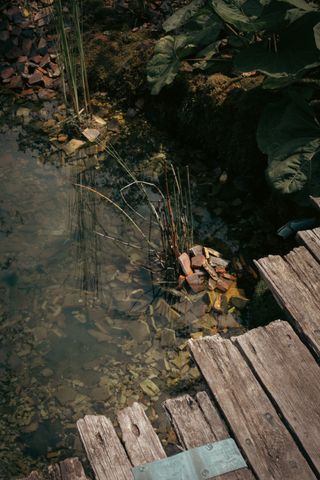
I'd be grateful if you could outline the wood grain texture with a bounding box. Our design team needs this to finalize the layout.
[117,402,166,466]
[164,392,255,480]
[77,415,133,480]
[284,247,320,297]
[310,196,320,211]
[255,253,320,357]
[235,321,320,474]
[297,228,320,263]
[48,458,88,480]
[164,392,228,448]
[189,335,316,480]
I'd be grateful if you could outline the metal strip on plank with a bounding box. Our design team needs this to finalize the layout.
[133,438,247,480]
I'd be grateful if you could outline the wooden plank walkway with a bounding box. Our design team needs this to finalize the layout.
[255,246,320,357]
[189,324,318,480]
[21,320,320,480]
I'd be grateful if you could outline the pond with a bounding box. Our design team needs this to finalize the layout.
[0,114,247,478]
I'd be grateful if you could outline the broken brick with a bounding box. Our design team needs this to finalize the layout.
[178,252,193,276]
[191,255,206,269]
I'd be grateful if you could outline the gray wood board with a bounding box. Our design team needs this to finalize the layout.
[297,228,320,263]
[255,250,320,358]
[77,415,133,480]
[164,392,255,480]
[189,335,317,480]
[235,320,320,474]
[117,402,166,466]
[48,458,88,480]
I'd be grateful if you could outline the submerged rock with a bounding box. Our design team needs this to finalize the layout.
[160,328,176,348]
[140,378,160,397]
[55,386,77,405]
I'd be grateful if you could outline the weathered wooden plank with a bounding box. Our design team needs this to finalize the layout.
[19,473,42,480]
[189,335,317,480]
[164,392,255,480]
[297,228,320,263]
[310,196,320,211]
[117,402,166,466]
[235,321,320,474]
[284,247,320,297]
[48,458,88,480]
[255,254,320,357]
[77,415,133,480]
[164,392,228,447]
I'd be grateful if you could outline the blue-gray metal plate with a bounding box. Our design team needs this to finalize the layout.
[133,438,247,480]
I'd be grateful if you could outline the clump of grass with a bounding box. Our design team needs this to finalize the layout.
[54,0,91,119]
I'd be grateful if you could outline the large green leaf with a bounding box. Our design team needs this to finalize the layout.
[211,0,292,32]
[258,96,320,199]
[267,140,320,194]
[314,22,320,49]
[147,20,222,94]
[163,0,206,32]
[184,6,222,30]
[235,12,320,77]
[147,36,184,95]
[279,0,317,10]
[257,95,320,157]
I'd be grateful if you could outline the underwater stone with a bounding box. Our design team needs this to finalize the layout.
[140,378,160,397]
[217,313,240,329]
[90,385,111,402]
[126,319,150,343]
[230,296,249,310]
[160,328,176,348]
[55,386,77,405]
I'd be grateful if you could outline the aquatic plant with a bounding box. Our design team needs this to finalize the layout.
[76,146,194,277]
[54,0,91,118]
[147,0,320,204]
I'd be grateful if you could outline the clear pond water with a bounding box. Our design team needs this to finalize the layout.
[1,122,243,478]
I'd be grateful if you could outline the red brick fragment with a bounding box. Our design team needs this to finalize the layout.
[191,255,206,269]
[189,245,203,257]
[208,278,217,291]
[186,273,206,293]
[215,266,226,274]
[38,88,56,100]
[216,278,231,293]
[1,67,15,80]
[28,70,43,84]
[178,275,185,289]
[222,272,237,281]
[9,75,23,88]
[178,253,193,276]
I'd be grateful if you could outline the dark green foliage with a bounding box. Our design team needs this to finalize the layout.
[147,0,320,203]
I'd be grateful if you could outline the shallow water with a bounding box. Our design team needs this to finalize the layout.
[0,113,247,478]
[0,128,161,476]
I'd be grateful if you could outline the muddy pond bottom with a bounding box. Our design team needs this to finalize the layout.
[0,126,245,478]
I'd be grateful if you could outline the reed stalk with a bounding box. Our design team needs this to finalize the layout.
[54,0,90,118]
